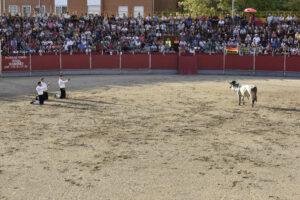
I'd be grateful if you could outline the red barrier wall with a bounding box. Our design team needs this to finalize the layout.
[122,54,149,69]
[151,54,178,70]
[3,53,300,75]
[178,55,198,74]
[92,54,120,69]
[226,55,253,70]
[31,54,60,71]
[62,54,90,70]
[197,54,223,70]
[2,55,30,72]
[286,56,300,72]
[255,55,283,71]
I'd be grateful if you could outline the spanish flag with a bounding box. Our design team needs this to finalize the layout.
[226,47,239,54]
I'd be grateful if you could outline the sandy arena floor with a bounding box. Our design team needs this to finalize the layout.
[0,75,300,200]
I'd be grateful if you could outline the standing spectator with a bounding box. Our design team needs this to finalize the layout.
[267,14,273,24]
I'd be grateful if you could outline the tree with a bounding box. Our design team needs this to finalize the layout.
[178,0,300,14]
[285,0,300,11]
[178,0,221,14]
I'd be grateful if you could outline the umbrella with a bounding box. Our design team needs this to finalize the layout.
[244,8,257,13]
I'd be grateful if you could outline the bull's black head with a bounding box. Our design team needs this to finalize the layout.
[229,80,239,89]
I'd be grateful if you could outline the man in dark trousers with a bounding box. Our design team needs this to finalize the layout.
[31,82,44,105]
[41,77,51,100]
[58,75,71,99]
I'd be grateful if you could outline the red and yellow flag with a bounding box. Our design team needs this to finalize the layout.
[226,47,239,54]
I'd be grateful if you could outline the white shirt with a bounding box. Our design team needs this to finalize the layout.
[36,85,44,95]
[41,81,48,91]
[267,16,273,23]
[253,36,260,44]
[58,79,68,89]
[64,14,70,19]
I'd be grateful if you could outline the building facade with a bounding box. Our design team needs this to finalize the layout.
[102,0,152,17]
[0,0,55,16]
[0,0,176,16]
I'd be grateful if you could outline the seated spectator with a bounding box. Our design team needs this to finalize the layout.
[0,12,298,56]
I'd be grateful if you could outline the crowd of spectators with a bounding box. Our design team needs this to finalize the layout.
[1,12,300,55]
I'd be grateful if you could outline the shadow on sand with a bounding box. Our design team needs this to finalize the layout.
[43,98,119,111]
[263,106,300,113]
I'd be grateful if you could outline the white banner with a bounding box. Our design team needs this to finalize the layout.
[3,56,29,70]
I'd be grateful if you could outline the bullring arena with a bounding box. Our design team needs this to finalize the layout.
[0,74,299,200]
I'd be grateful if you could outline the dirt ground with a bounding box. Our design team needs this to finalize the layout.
[0,75,300,200]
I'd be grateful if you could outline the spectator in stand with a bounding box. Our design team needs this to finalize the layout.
[267,14,273,25]
[0,12,299,56]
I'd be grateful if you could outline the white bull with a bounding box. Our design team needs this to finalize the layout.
[229,81,258,107]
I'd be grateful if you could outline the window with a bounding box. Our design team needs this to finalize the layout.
[88,0,101,15]
[8,5,19,16]
[55,0,67,6]
[55,6,68,15]
[55,0,68,15]
[118,6,128,18]
[88,5,100,15]
[22,5,31,17]
[134,6,144,18]
[35,5,46,15]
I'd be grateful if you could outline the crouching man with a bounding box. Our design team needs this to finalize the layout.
[31,82,44,105]
[41,77,51,100]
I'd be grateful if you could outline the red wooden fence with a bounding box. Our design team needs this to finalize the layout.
[92,54,120,69]
[197,54,223,70]
[31,54,60,71]
[2,53,300,74]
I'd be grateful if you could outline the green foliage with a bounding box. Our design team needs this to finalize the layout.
[285,0,300,11]
[179,0,300,14]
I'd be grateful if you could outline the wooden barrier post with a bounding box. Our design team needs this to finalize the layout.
[0,41,2,77]
[284,51,287,77]
[148,52,151,73]
[59,50,62,73]
[29,54,32,77]
[223,46,226,74]
[119,52,122,74]
[89,51,92,71]
[253,49,256,75]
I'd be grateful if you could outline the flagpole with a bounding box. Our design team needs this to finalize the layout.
[232,0,234,18]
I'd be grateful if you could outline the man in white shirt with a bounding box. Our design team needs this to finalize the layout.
[267,14,273,24]
[64,39,74,52]
[41,77,51,100]
[64,12,71,21]
[253,34,261,45]
[58,75,70,99]
[31,82,44,105]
